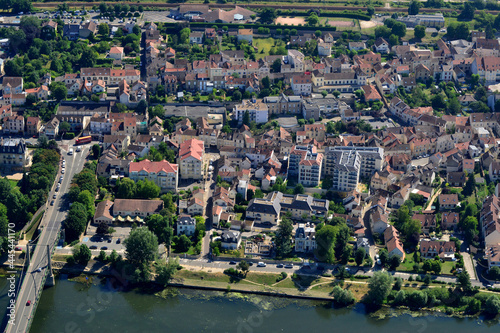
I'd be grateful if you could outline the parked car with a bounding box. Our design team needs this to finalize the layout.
[229,261,237,265]
[257,262,267,267]
[116,238,121,244]
[89,245,97,249]
[284,264,293,269]
[53,194,57,199]
[101,246,108,250]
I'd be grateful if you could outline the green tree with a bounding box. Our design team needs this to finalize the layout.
[175,234,192,252]
[260,8,277,24]
[65,202,88,241]
[485,295,500,315]
[145,214,173,246]
[92,144,101,159]
[332,285,355,306]
[98,23,110,36]
[136,179,160,199]
[457,271,472,292]
[275,216,293,258]
[155,258,179,286]
[73,244,92,265]
[367,271,393,305]
[466,298,482,314]
[408,0,421,15]
[459,3,475,20]
[463,173,476,197]
[315,225,337,264]
[52,84,67,101]
[391,22,407,38]
[294,184,304,194]
[59,121,70,134]
[238,260,250,275]
[116,178,136,199]
[77,190,95,220]
[80,47,97,68]
[407,290,428,308]
[414,25,426,40]
[271,58,281,73]
[124,227,158,267]
[242,111,250,126]
[355,247,366,266]
[306,13,319,26]
[389,255,401,270]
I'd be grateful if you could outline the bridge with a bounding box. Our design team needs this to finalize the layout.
[4,144,90,333]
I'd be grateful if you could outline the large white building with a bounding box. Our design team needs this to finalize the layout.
[295,223,316,253]
[233,98,269,124]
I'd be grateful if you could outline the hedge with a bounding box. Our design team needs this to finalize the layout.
[278,10,372,21]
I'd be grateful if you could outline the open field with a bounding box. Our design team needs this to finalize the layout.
[275,16,306,26]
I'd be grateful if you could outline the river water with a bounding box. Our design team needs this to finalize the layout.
[1,276,499,332]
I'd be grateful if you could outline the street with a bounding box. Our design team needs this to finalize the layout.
[6,142,90,333]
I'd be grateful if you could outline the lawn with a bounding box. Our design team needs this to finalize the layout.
[8,179,19,189]
[253,37,278,60]
[397,252,419,273]
[244,272,282,286]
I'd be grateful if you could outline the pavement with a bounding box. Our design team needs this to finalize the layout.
[6,142,90,333]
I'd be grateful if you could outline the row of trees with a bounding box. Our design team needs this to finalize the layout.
[115,178,161,200]
[65,161,98,242]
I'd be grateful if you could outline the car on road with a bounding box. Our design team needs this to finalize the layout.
[68,149,73,155]
[276,264,283,268]
[229,261,237,265]
[284,264,293,269]
[76,147,81,152]
[248,262,253,266]
[50,200,55,206]
[89,245,98,249]
[26,300,31,306]
[55,187,59,192]
[257,262,267,267]
[101,246,108,250]
[107,239,112,243]
[116,238,121,244]
[53,194,57,199]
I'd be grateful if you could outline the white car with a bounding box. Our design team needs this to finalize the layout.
[257,262,267,267]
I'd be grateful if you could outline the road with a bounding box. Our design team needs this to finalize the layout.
[5,143,90,333]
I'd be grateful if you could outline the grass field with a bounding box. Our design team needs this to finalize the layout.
[253,37,279,59]
[244,272,282,285]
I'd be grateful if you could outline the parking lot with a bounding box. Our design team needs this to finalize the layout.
[142,11,177,23]
[81,234,125,252]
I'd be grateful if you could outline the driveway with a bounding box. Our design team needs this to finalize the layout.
[462,251,477,280]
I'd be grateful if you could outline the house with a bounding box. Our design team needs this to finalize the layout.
[439,194,459,210]
[361,84,381,102]
[246,192,281,225]
[2,77,23,95]
[109,46,124,60]
[292,74,312,96]
[187,197,204,216]
[129,159,179,192]
[447,171,466,187]
[26,116,41,137]
[63,24,80,40]
[178,138,204,179]
[349,42,366,51]
[420,240,456,260]
[412,213,437,234]
[221,230,241,250]
[374,37,389,54]
[295,223,316,253]
[3,115,25,135]
[41,20,58,39]
[0,138,30,168]
[177,215,196,236]
[370,208,389,234]
[441,212,459,230]
[485,244,500,271]
[189,31,204,44]
[44,117,59,138]
[384,225,405,260]
[25,85,50,100]
[112,199,164,219]
[94,200,114,224]
[80,21,97,38]
[391,185,410,208]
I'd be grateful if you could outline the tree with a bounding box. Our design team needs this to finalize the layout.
[59,121,70,134]
[136,100,148,114]
[65,202,88,241]
[271,58,281,73]
[73,244,92,265]
[457,271,472,292]
[367,6,375,17]
[238,260,250,275]
[77,190,95,220]
[98,23,110,36]
[367,271,393,305]
[145,214,173,246]
[275,216,293,258]
[332,285,355,306]
[379,249,389,266]
[242,111,250,126]
[92,144,101,159]
[136,179,160,199]
[175,234,192,252]
[466,298,482,314]
[463,173,476,197]
[485,295,500,315]
[460,3,475,20]
[402,219,421,244]
[116,178,136,199]
[156,258,179,286]
[414,25,426,40]
[408,0,421,15]
[407,291,428,309]
[294,184,304,194]
[315,225,337,264]
[389,255,401,270]
[460,216,478,244]
[306,13,319,26]
[124,227,158,267]
[260,8,277,24]
[393,277,403,291]
[52,84,67,101]
[96,222,109,235]
[391,22,407,38]
[80,47,97,68]
[490,266,500,280]
[355,247,366,266]
[321,90,328,98]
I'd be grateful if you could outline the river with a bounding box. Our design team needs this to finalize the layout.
[1,275,499,332]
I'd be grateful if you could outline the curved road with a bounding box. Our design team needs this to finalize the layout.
[5,143,90,333]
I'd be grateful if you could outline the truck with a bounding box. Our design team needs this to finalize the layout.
[75,136,92,145]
